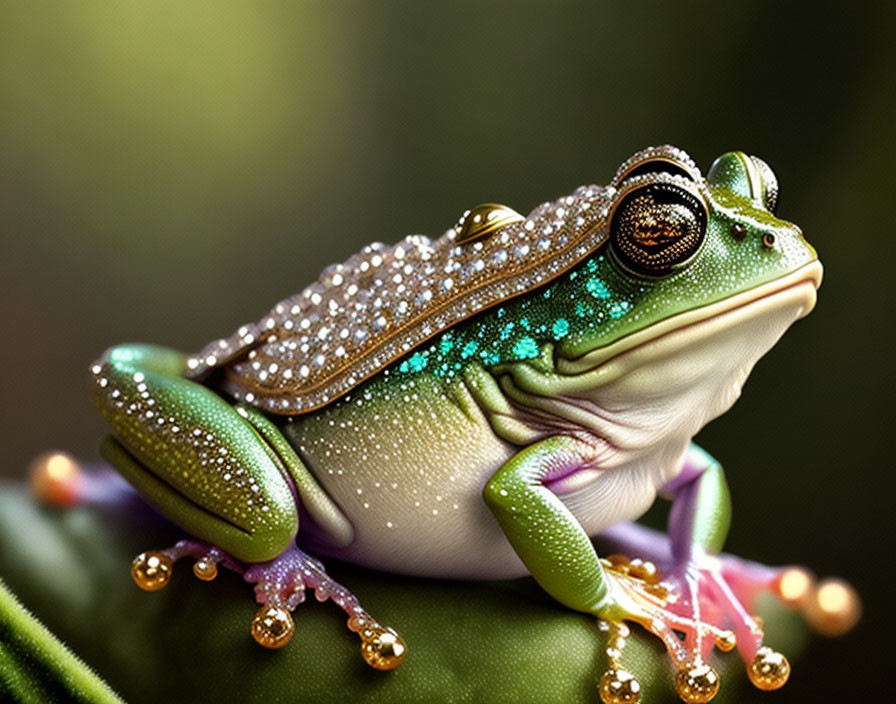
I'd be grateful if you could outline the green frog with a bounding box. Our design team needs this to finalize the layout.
[62,146,858,702]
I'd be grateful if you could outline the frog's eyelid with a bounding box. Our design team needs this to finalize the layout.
[610,171,708,210]
[618,159,695,183]
[612,145,702,188]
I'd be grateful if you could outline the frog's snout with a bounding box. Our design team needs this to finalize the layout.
[764,221,822,294]
[794,226,821,274]
[791,260,823,320]
[808,259,823,290]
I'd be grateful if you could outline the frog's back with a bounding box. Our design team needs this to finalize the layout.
[182,164,657,413]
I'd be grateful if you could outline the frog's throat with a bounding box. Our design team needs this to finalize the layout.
[555,260,822,377]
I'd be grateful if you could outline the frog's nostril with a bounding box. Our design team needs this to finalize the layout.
[762,233,776,249]
[731,223,747,240]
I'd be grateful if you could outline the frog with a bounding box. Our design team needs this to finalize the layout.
[56,145,860,702]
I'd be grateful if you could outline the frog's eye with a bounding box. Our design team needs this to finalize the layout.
[707,151,779,214]
[609,181,707,277]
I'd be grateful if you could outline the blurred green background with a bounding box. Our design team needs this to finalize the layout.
[0,1,892,701]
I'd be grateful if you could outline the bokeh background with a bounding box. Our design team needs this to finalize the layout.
[1,2,892,701]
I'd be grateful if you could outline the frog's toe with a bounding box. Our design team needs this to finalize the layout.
[595,610,722,704]
[598,667,641,703]
[243,545,406,668]
[31,452,151,516]
[664,560,794,697]
[131,550,173,591]
[747,645,791,691]
[596,622,642,704]
[359,624,407,670]
[130,539,233,592]
[29,451,85,506]
[800,577,862,636]
[250,604,295,648]
[594,558,717,703]
[673,660,721,703]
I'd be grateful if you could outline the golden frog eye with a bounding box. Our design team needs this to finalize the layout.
[609,181,707,277]
[455,203,523,245]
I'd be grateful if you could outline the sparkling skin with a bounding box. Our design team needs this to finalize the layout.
[92,146,830,696]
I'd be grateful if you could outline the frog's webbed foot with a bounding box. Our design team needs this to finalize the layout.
[593,547,861,703]
[130,541,406,670]
[600,553,774,703]
[594,555,729,704]
[243,545,406,669]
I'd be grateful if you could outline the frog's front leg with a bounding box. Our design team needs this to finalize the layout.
[484,437,767,704]
[484,436,679,703]
[90,344,404,668]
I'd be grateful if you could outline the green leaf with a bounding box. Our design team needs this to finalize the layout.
[0,482,806,703]
[0,579,123,703]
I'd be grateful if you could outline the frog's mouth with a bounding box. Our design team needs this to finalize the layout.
[555,260,823,377]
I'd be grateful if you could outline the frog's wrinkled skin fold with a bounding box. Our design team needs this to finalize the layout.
[80,146,858,702]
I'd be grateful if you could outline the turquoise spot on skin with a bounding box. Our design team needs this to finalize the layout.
[406,352,428,372]
[609,301,631,319]
[439,335,455,355]
[552,318,570,339]
[461,341,479,359]
[586,278,611,299]
[513,336,539,360]
[433,359,455,379]
[480,349,500,365]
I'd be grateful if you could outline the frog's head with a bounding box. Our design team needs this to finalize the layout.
[549,146,820,366]
[559,147,815,341]
[508,147,822,441]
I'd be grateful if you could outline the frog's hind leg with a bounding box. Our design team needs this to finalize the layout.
[91,345,402,668]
